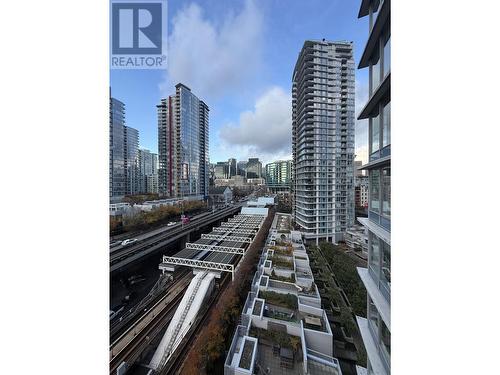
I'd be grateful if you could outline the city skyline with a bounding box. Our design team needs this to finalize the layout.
[110,0,369,165]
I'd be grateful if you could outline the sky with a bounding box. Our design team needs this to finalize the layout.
[110,0,369,165]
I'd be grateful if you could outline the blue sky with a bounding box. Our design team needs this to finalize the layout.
[110,0,369,165]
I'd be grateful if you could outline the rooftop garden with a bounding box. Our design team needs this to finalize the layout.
[268,255,294,269]
[264,305,299,323]
[249,326,301,353]
[298,282,317,296]
[238,339,255,370]
[272,245,294,256]
[259,290,298,310]
[274,239,291,247]
[252,299,263,316]
[314,242,367,317]
[259,276,268,287]
[269,270,296,283]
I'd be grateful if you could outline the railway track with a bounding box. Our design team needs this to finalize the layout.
[110,271,189,343]
[159,273,231,375]
[109,274,192,374]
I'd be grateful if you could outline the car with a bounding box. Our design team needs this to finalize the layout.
[121,238,138,246]
[167,221,176,227]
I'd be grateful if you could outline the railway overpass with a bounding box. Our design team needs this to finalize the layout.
[110,204,243,274]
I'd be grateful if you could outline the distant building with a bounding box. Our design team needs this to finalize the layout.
[215,161,229,179]
[126,127,139,195]
[109,93,140,199]
[247,177,265,186]
[246,158,262,178]
[228,158,237,178]
[146,174,159,194]
[138,149,159,194]
[157,83,209,200]
[292,40,356,244]
[208,186,233,206]
[355,175,369,208]
[237,161,247,176]
[345,224,368,256]
[265,160,292,192]
[354,160,364,177]
[209,163,216,186]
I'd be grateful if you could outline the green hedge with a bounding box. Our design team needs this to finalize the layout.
[316,242,367,317]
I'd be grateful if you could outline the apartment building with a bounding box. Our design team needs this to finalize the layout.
[109,94,140,199]
[292,40,356,244]
[138,149,158,194]
[265,160,292,193]
[157,83,209,200]
[355,1,391,374]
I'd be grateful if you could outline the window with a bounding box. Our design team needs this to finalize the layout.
[383,35,391,77]
[381,242,391,292]
[380,320,391,368]
[370,52,380,94]
[368,298,379,339]
[370,169,380,212]
[382,167,390,217]
[370,234,380,274]
[371,113,380,153]
[382,101,391,147]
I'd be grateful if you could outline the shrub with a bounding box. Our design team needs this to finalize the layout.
[259,290,298,310]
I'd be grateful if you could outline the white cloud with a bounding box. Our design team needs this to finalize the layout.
[219,86,292,164]
[162,0,263,100]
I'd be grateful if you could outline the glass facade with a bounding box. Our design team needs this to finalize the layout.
[370,51,380,95]
[125,126,139,195]
[157,84,209,199]
[370,169,380,212]
[358,1,390,373]
[382,101,391,148]
[381,241,391,293]
[383,35,391,78]
[371,113,380,153]
[109,97,139,198]
[179,88,201,196]
[265,160,292,191]
[110,97,126,198]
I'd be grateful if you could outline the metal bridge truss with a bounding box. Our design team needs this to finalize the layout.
[201,234,252,243]
[161,256,234,273]
[185,243,246,255]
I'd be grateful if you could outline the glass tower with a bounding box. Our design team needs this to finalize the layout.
[355,1,391,374]
[109,94,139,199]
[265,160,292,192]
[158,83,209,199]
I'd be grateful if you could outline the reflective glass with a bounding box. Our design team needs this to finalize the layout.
[382,167,390,217]
[370,169,380,212]
[382,102,391,147]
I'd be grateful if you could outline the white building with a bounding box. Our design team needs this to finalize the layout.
[225,214,342,375]
[292,40,356,244]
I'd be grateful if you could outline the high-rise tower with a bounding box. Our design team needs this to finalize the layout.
[292,40,356,244]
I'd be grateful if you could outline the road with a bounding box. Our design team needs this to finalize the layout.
[110,204,243,273]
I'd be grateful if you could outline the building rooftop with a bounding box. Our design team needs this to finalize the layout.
[225,213,342,375]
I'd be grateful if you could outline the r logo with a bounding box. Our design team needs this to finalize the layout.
[112,3,162,54]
